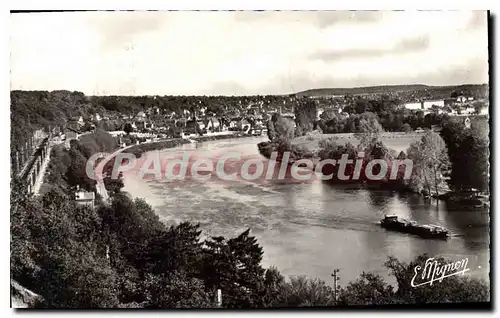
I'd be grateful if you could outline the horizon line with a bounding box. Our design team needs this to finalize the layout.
[10,82,489,97]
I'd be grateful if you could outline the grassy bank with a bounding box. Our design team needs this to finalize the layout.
[258,131,423,163]
[291,132,424,154]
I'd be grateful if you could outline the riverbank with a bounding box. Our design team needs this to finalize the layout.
[437,191,491,208]
[122,138,192,157]
[192,132,258,143]
[122,132,258,157]
[257,139,490,206]
[256,137,445,198]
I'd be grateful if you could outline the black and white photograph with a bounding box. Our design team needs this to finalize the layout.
[9,9,491,309]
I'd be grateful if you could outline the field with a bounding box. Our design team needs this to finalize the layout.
[291,132,425,154]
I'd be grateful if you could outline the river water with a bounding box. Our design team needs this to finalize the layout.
[122,136,490,286]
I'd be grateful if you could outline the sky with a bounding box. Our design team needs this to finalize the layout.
[10,11,489,96]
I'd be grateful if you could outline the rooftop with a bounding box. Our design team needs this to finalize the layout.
[75,191,95,201]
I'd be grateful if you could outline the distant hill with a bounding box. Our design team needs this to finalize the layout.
[296,84,488,97]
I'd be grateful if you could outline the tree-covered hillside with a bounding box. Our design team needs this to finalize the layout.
[296,84,489,98]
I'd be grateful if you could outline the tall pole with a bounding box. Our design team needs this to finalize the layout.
[20,147,24,169]
[106,245,110,262]
[332,269,340,303]
[15,151,19,175]
[194,109,197,135]
[216,289,222,308]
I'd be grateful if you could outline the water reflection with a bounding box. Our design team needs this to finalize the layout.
[366,190,392,213]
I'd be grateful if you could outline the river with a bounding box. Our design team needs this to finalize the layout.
[122,136,490,286]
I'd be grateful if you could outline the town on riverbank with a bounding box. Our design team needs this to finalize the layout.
[10,84,491,308]
[11,84,490,203]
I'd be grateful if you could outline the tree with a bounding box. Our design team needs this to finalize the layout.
[319,109,338,122]
[81,122,95,132]
[440,120,489,192]
[317,139,358,182]
[201,229,266,308]
[318,111,344,133]
[100,195,164,256]
[270,113,295,141]
[364,138,392,160]
[143,272,212,308]
[266,118,277,141]
[407,131,450,197]
[402,123,413,133]
[354,112,384,148]
[11,186,120,308]
[354,100,373,114]
[397,151,407,160]
[455,134,489,192]
[123,122,134,135]
[138,222,203,276]
[35,254,120,308]
[262,267,286,307]
[294,99,317,136]
[338,272,395,306]
[104,171,124,194]
[65,147,95,191]
[11,179,40,286]
[272,276,336,307]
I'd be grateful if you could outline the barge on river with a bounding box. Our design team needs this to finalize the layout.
[380,215,449,240]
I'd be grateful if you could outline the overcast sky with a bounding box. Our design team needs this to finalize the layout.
[10,11,488,96]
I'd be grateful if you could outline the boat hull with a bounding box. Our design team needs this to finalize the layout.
[380,220,449,240]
